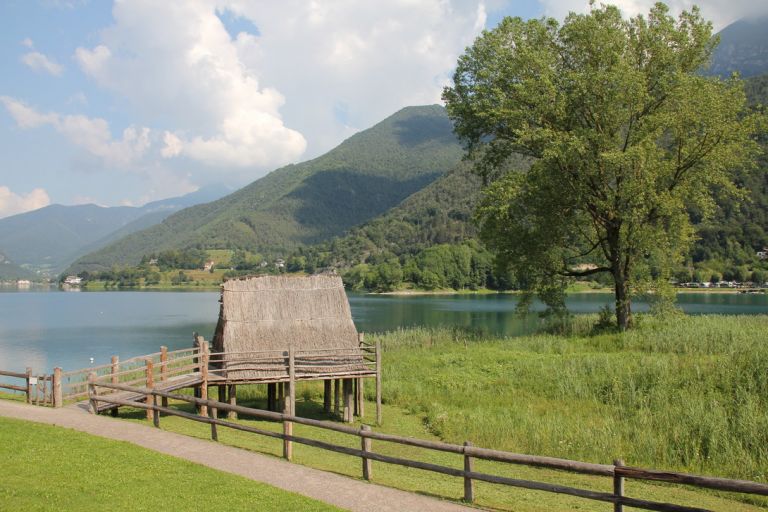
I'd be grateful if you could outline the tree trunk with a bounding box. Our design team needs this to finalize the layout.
[614,271,632,331]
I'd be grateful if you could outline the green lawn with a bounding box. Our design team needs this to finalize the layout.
[0,416,344,512]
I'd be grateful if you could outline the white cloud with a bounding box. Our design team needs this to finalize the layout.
[74,0,306,170]
[539,0,768,31]
[0,96,150,167]
[21,51,63,76]
[219,0,487,157]
[21,38,34,48]
[71,0,486,171]
[0,186,50,219]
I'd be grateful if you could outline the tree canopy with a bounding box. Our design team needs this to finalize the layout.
[443,2,763,329]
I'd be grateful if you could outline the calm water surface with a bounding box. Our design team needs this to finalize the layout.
[0,289,766,373]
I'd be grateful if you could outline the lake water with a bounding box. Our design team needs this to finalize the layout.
[0,289,766,374]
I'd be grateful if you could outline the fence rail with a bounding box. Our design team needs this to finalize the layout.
[0,368,56,405]
[88,380,768,512]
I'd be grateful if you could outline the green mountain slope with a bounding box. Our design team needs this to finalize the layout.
[293,74,768,289]
[0,186,228,278]
[709,16,768,78]
[68,105,464,273]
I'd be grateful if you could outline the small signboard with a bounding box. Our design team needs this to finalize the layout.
[28,377,38,385]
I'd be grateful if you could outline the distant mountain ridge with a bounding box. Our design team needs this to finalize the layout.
[709,15,768,77]
[67,105,464,274]
[0,185,230,277]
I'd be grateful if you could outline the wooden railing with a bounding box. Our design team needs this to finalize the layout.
[88,381,768,512]
[0,368,56,405]
[63,346,201,403]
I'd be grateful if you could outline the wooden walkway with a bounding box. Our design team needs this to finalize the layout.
[0,400,473,512]
[92,373,213,413]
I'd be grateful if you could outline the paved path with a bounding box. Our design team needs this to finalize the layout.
[0,400,474,512]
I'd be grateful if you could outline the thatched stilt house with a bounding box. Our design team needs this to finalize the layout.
[209,274,380,423]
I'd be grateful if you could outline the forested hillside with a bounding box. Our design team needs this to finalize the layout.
[280,74,768,290]
[67,105,463,274]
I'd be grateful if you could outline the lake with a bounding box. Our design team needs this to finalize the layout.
[0,289,766,374]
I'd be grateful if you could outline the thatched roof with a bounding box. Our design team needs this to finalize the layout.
[212,275,369,381]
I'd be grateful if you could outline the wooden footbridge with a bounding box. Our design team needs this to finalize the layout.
[82,335,381,425]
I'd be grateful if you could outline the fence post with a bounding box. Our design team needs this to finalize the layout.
[144,358,154,421]
[110,355,119,385]
[375,340,382,425]
[283,401,293,461]
[160,346,168,382]
[35,376,42,406]
[210,406,218,441]
[361,424,372,480]
[25,367,31,404]
[288,347,296,417]
[464,441,474,503]
[53,367,62,408]
[200,341,209,417]
[613,459,625,512]
[87,372,97,414]
[152,393,160,428]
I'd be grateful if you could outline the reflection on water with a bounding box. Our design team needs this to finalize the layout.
[0,290,765,374]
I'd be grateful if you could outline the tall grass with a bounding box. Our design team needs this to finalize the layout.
[372,315,768,482]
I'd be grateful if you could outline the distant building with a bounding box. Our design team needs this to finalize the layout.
[16,280,31,288]
[203,260,215,271]
[757,248,768,260]
[63,275,83,285]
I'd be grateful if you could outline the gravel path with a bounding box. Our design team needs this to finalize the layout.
[0,400,474,512]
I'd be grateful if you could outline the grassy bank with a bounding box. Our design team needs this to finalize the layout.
[378,316,768,483]
[0,416,342,511]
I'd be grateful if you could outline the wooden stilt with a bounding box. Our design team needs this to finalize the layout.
[268,383,276,411]
[278,382,285,412]
[358,378,365,418]
[353,378,359,417]
[218,385,226,403]
[334,379,340,417]
[343,379,354,423]
[323,380,332,413]
[227,384,237,420]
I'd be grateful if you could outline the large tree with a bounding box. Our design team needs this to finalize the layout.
[443,2,763,329]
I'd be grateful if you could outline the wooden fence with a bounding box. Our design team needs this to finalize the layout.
[0,368,55,405]
[0,346,202,408]
[88,380,768,512]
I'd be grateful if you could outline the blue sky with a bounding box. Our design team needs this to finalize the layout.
[0,0,757,218]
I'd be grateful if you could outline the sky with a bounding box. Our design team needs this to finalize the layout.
[0,0,764,219]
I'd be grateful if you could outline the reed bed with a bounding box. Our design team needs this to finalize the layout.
[374,315,768,484]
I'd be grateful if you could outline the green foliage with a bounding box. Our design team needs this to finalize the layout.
[444,4,764,328]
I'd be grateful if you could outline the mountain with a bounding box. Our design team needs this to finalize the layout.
[0,185,229,277]
[294,74,768,289]
[0,252,36,281]
[709,16,768,78]
[67,105,464,274]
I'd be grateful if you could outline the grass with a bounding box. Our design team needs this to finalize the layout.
[378,316,768,483]
[0,416,343,512]
[110,313,768,512]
